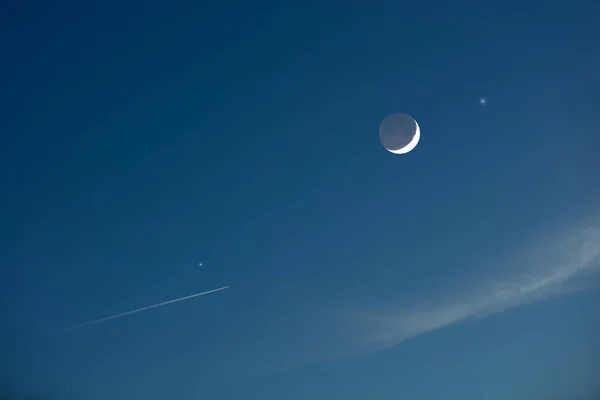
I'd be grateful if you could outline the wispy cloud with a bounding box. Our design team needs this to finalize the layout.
[349,215,600,353]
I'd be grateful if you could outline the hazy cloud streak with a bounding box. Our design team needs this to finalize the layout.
[352,217,600,353]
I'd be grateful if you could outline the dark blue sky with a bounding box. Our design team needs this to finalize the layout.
[1,1,600,399]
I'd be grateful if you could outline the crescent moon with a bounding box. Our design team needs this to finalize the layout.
[386,121,420,154]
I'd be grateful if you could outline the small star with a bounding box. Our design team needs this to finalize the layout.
[479,97,488,105]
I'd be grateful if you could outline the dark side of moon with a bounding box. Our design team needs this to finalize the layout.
[378,113,418,153]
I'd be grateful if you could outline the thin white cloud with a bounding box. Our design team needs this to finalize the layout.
[349,215,600,354]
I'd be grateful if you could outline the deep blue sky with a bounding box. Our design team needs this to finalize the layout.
[1,1,600,399]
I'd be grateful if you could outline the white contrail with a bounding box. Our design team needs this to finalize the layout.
[48,285,230,335]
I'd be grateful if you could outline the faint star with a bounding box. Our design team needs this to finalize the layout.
[479,97,488,105]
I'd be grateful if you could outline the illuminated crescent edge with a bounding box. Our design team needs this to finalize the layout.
[386,121,420,154]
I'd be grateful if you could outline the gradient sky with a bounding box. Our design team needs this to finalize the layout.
[1,1,600,399]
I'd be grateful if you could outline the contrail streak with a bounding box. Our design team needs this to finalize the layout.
[48,285,230,335]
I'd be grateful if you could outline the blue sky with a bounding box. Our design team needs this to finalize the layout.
[1,1,600,399]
